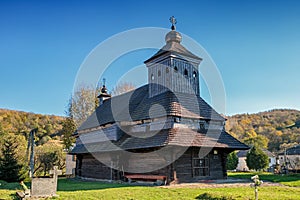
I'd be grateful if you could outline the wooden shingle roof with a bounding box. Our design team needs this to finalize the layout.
[70,128,249,154]
[78,84,224,131]
[144,29,201,63]
[144,40,201,63]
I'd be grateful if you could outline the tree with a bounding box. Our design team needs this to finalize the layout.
[64,84,105,151]
[226,151,239,170]
[246,146,269,171]
[111,82,135,96]
[280,142,298,152]
[226,109,300,152]
[0,123,4,136]
[0,134,23,182]
[244,135,269,149]
[62,117,76,152]
[34,140,65,176]
[68,85,99,127]
[67,82,135,127]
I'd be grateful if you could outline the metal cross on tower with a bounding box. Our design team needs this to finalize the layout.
[102,78,106,86]
[169,16,177,30]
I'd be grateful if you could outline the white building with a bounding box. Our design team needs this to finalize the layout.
[236,149,276,171]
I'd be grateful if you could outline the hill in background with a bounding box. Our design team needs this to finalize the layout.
[0,108,65,144]
[225,109,300,152]
[0,108,299,153]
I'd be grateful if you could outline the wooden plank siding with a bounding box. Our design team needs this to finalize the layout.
[78,154,111,180]
[75,147,229,183]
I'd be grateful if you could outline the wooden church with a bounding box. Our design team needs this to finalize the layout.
[70,18,248,184]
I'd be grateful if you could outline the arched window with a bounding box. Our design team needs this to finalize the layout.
[184,69,188,76]
[158,70,161,77]
[174,66,178,72]
[193,71,197,78]
[151,74,154,80]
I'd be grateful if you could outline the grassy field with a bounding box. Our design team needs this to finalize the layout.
[228,172,300,187]
[1,173,300,200]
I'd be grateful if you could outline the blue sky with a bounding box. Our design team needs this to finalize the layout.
[0,0,300,116]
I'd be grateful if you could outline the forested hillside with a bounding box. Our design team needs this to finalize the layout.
[225,109,300,152]
[0,109,64,143]
[0,109,66,180]
[1,108,299,153]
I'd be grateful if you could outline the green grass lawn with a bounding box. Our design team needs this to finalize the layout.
[56,185,300,200]
[1,176,300,200]
[228,172,300,187]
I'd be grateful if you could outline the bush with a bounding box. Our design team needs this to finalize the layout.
[226,151,238,170]
[246,146,269,171]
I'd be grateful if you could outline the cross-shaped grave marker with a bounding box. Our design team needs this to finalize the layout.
[49,166,62,180]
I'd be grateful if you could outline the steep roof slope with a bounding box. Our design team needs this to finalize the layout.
[78,84,224,131]
[144,29,201,63]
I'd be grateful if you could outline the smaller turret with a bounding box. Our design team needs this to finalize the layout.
[97,78,111,105]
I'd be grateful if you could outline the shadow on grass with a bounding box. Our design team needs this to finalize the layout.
[0,180,24,191]
[1,178,135,193]
[57,178,136,191]
[9,193,19,200]
[195,193,234,200]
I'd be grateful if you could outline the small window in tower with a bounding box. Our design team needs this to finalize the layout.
[174,117,181,123]
[166,67,169,73]
[193,71,197,78]
[174,66,178,73]
[199,122,205,130]
[151,74,154,80]
[158,70,161,77]
[184,69,188,77]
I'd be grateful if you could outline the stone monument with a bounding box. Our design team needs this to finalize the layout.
[17,166,62,199]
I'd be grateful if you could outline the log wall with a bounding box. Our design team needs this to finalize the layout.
[76,147,228,182]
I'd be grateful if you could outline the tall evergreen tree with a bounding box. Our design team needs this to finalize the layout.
[0,135,22,182]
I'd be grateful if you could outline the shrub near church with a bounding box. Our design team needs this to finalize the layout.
[246,146,269,171]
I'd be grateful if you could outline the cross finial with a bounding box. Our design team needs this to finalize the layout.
[101,78,108,94]
[169,16,177,30]
[103,78,106,86]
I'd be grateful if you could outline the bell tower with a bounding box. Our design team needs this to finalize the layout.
[144,17,202,98]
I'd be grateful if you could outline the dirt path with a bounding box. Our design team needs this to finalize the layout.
[160,178,282,188]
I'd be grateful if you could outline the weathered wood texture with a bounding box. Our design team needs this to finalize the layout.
[77,124,122,145]
[75,147,228,182]
[76,154,112,180]
[148,57,200,98]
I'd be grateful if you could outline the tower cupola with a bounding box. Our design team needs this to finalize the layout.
[144,16,202,97]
